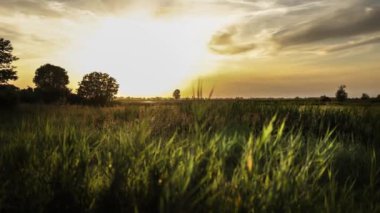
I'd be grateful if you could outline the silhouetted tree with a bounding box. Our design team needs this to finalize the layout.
[0,38,18,84]
[173,89,181,100]
[361,93,370,101]
[77,72,119,106]
[0,38,19,108]
[33,64,70,103]
[336,85,348,102]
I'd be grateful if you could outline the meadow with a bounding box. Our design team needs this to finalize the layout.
[0,100,380,212]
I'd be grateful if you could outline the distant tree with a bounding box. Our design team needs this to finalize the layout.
[320,95,331,103]
[77,72,119,106]
[173,89,181,100]
[34,64,69,89]
[33,64,70,103]
[0,38,18,85]
[361,93,370,101]
[336,85,348,102]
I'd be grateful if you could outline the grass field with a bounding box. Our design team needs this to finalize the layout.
[1,101,380,212]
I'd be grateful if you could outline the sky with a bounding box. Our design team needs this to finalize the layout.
[1,0,380,98]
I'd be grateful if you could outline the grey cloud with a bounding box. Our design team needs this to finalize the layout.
[208,0,333,55]
[274,5,380,46]
[208,0,380,55]
[324,35,380,52]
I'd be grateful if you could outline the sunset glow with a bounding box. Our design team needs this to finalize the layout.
[1,0,380,97]
[65,12,229,96]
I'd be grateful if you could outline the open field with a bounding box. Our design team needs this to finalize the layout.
[1,101,380,212]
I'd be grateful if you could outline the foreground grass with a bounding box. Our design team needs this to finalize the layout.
[0,102,379,212]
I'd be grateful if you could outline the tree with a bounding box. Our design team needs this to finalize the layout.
[0,38,18,84]
[34,64,69,89]
[33,64,70,103]
[336,85,348,102]
[361,93,370,101]
[173,89,181,100]
[77,72,119,105]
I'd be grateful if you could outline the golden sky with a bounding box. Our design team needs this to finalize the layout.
[1,0,380,97]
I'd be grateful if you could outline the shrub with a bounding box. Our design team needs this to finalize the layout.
[320,95,331,103]
[0,84,19,108]
[19,87,40,103]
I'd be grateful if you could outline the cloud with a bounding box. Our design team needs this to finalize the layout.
[323,35,380,53]
[207,0,334,55]
[205,0,380,56]
[0,0,167,17]
[274,5,380,47]
[209,27,256,54]
[0,23,22,40]
[2,0,380,58]
[0,0,68,17]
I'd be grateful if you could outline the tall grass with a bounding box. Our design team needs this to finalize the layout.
[0,102,379,212]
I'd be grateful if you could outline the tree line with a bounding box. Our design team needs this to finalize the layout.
[0,38,119,107]
[1,38,379,108]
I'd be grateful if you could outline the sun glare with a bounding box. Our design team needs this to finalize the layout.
[67,12,230,97]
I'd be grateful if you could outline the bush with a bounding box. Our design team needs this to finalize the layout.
[19,87,40,103]
[320,95,331,103]
[0,85,19,108]
[35,88,70,104]
[67,93,85,105]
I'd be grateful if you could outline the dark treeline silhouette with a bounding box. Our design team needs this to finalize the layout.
[320,95,332,103]
[0,38,119,107]
[320,86,379,104]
